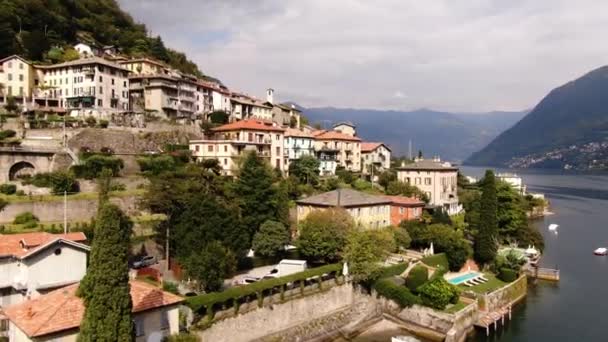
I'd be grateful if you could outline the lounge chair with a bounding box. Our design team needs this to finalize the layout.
[470,278,483,285]
[479,275,489,282]
[463,281,474,287]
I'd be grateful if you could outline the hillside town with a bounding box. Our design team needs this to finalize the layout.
[1,35,547,342]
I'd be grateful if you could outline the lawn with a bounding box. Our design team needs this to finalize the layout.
[458,273,507,294]
[420,253,449,270]
[444,300,469,314]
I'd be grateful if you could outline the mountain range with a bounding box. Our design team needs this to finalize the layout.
[466,65,608,169]
[302,108,527,162]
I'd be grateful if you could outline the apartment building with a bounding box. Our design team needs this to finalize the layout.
[121,58,169,76]
[395,157,461,215]
[265,88,301,127]
[296,189,391,229]
[0,55,40,108]
[189,119,285,176]
[37,57,130,117]
[230,93,272,121]
[283,128,315,172]
[383,195,425,225]
[361,142,391,177]
[313,130,361,172]
[333,122,356,137]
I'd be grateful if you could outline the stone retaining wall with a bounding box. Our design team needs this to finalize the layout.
[479,276,527,312]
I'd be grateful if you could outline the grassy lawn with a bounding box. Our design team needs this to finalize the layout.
[458,273,507,294]
[420,253,449,270]
[0,188,145,203]
[444,300,469,313]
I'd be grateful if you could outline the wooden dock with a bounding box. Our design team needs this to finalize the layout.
[525,266,560,281]
[474,305,512,336]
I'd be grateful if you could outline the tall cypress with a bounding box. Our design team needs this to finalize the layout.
[475,170,498,264]
[77,204,134,342]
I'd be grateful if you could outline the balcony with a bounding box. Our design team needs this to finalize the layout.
[82,67,95,75]
[162,101,179,110]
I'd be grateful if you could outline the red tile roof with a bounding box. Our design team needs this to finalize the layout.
[314,130,361,141]
[4,280,183,338]
[383,195,425,206]
[361,142,383,152]
[212,119,285,132]
[0,232,87,258]
[284,128,315,138]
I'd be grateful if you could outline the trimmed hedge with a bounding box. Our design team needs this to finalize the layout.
[498,268,518,282]
[418,277,460,310]
[186,263,342,314]
[420,253,449,270]
[0,183,17,195]
[374,262,408,279]
[405,265,428,292]
[373,278,421,308]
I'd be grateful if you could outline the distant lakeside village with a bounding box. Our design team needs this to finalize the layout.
[0,45,553,342]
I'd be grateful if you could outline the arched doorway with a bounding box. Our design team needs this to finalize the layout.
[9,161,35,180]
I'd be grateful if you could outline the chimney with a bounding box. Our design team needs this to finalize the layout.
[266,88,274,104]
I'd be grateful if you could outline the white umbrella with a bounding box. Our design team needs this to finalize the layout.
[342,262,349,276]
[429,242,435,255]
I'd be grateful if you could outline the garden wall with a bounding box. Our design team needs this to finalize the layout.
[478,275,527,312]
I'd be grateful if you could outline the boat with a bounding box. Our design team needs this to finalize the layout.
[392,336,421,342]
[548,224,559,231]
[593,248,607,256]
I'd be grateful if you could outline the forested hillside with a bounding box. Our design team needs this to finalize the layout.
[0,0,202,76]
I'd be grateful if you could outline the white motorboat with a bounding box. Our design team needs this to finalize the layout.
[392,336,421,342]
[594,248,607,256]
[548,224,559,231]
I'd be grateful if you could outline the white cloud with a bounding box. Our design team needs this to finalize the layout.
[118,0,608,112]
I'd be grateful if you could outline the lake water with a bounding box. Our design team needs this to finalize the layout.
[462,166,608,341]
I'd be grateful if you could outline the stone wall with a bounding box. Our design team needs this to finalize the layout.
[479,276,527,312]
[0,195,138,223]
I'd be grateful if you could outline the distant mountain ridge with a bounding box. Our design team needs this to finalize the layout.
[466,65,608,169]
[302,107,527,161]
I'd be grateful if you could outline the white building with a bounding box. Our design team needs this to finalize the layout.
[0,55,39,108]
[37,57,130,118]
[361,142,391,178]
[190,119,286,176]
[229,93,273,121]
[265,88,301,127]
[396,157,461,215]
[497,173,526,194]
[0,232,89,308]
[283,128,316,173]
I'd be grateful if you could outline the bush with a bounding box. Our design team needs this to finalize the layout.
[352,179,372,191]
[373,278,421,308]
[418,277,460,310]
[498,268,518,282]
[13,212,39,225]
[85,116,97,127]
[98,119,109,128]
[137,155,176,175]
[0,129,17,140]
[163,282,180,295]
[110,182,126,192]
[393,227,411,251]
[166,334,200,342]
[15,190,26,196]
[72,155,124,179]
[0,183,17,195]
[405,265,428,292]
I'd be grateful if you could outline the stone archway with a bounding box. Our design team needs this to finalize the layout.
[9,161,35,180]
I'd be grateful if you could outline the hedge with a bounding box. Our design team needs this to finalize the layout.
[373,262,408,279]
[498,268,518,282]
[0,183,17,195]
[420,253,449,270]
[418,277,460,310]
[373,278,421,308]
[186,263,342,314]
[405,265,428,292]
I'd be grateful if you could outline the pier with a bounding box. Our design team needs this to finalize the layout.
[525,266,560,282]
[474,305,512,336]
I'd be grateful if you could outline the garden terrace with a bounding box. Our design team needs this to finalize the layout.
[186,263,343,326]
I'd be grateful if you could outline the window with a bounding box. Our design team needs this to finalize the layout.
[97,99,102,106]
[7,61,12,68]
[19,87,23,96]
[19,74,23,81]
[123,80,127,87]
[276,134,280,141]
[224,145,228,152]
[54,248,62,255]
[425,177,431,185]
[111,78,115,85]
[208,145,214,152]
[99,87,103,94]
[134,318,144,337]
[276,158,280,168]
[7,74,12,81]
[224,158,228,165]
[99,76,103,82]
[19,62,23,70]
[276,146,280,155]
[161,310,170,330]
[399,207,404,214]
[7,86,11,96]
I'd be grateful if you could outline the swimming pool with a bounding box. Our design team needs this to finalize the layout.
[446,272,480,285]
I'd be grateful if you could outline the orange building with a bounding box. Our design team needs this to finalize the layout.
[384,195,425,225]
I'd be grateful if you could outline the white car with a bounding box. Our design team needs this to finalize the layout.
[133,255,157,269]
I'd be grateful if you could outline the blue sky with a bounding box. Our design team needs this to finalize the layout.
[118,0,608,112]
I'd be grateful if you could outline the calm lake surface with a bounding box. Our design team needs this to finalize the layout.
[462,166,608,342]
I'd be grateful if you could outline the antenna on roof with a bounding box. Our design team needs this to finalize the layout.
[409,140,412,160]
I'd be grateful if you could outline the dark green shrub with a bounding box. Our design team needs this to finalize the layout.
[418,277,460,310]
[163,281,179,295]
[13,212,39,225]
[372,278,421,308]
[98,119,109,128]
[405,265,429,292]
[110,182,126,192]
[0,183,17,195]
[166,333,200,342]
[137,155,176,175]
[85,116,97,127]
[0,129,17,140]
[15,190,25,196]
[72,155,123,178]
[498,268,518,282]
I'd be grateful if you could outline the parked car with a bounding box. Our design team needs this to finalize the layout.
[132,255,158,269]
[239,276,260,285]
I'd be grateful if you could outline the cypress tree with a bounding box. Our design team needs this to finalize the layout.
[475,169,498,264]
[77,204,134,342]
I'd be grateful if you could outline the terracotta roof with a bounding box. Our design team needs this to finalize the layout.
[314,131,361,142]
[0,232,87,258]
[212,119,285,132]
[383,195,425,206]
[297,189,390,207]
[284,128,315,138]
[360,142,391,152]
[4,280,183,338]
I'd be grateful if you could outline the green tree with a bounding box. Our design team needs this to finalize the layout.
[97,168,113,206]
[288,155,320,185]
[77,204,134,342]
[252,220,290,258]
[63,48,80,61]
[386,180,429,203]
[183,241,235,292]
[475,170,498,264]
[378,170,397,189]
[418,277,460,310]
[296,208,354,262]
[393,227,411,252]
[5,96,19,114]
[405,265,428,292]
[208,110,229,124]
[343,228,395,281]
[232,151,279,243]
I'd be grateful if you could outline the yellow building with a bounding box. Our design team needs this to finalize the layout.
[296,188,391,229]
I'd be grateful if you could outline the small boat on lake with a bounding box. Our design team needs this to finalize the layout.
[392,337,421,342]
[593,248,607,256]
[548,224,559,231]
